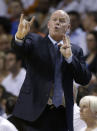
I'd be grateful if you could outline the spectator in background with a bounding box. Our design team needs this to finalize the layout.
[80,96,97,131]
[56,0,79,12]
[8,0,24,35]
[0,116,18,131]
[86,31,97,74]
[0,17,11,35]
[30,19,45,37]
[32,0,51,27]
[0,51,9,83]
[0,85,6,117]
[79,0,97,13]
[0,85,5,100]
[6,96,17,119]
[5,96,24,131]
[0,34,12,52]
[85,31,97,86]
[21,0,35,9]
[76,31,97,105]
[0,85,16,118]
[68,11,87,55]
[89,83,97,96]
[77,85,89,106]
[0,0,8,16]
[2,50,26,96]
[82,12,97,32]
[23,0,40,15]
[73,85,86,131]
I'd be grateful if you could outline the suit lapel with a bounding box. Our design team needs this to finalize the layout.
[44,36,56,68]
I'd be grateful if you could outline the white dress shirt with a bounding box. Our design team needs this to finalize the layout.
[80,127,97,131]
[74,103,86,131]
[2,68,26,96]
[0,116,18,131]
[70,28,88,55]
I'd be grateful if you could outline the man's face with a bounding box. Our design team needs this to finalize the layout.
[9,1,23,18]
[82,15,92,32]
[0,34,11,52]
[5,53,16,71]
[80,103,96,121]
[69,15,79,32]
[48,11,70,41]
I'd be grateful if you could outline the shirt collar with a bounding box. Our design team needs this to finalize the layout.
[48,34,63,45]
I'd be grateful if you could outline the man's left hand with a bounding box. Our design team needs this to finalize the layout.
[59,35,72,59]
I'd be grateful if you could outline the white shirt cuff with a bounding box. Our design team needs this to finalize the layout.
[15,35,24,43]
[65,55,72,63]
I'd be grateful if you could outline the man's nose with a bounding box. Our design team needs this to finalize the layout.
[55,19,60,25]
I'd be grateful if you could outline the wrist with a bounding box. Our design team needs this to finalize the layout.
[16,32,24,40]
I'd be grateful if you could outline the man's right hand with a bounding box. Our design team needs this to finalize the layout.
[16,14,35,40]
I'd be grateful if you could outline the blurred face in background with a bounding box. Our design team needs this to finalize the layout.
[0,34,11,52]
[0,52,5,71]
[69,14,80,32]
[82,15,92,32]
[48,10,70,41]
[37,0,50,13]
[0,57,5,71]
[87,33,97,52]
[8,1,23,19]
[0,87,4,99]
[80,102,96,121]
[0,25,5,35]
[5,53,17,71]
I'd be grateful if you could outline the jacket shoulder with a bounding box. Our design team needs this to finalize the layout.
[25,33,43,42]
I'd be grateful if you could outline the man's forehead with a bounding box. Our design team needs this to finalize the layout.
[51,10,68,19]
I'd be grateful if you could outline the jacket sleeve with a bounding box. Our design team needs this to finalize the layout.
[11,33,42,56]
[68,47,91,86]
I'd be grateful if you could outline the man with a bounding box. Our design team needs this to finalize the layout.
[82,11,97,32]
[11,10,91,131]
[2,50,26,96]
[68,11,87,55]
[73,85,86,131]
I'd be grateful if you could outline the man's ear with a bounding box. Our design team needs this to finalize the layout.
[67,24,71,31]
[66,24,71,33]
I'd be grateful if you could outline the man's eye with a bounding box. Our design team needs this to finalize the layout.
[60,20,65,22]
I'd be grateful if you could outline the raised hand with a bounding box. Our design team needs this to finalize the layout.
[60,35,72,59]
[16,14,35,39]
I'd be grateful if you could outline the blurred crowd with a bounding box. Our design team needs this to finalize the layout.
[0,0,97,130]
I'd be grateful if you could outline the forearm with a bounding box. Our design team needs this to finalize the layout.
[11,35,25,55]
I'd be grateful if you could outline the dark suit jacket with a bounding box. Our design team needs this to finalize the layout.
[11,33,91,131]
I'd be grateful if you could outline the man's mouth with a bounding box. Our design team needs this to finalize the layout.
[55,26,60,30]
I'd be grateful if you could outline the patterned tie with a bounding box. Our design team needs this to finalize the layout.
[52,43,63,107]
